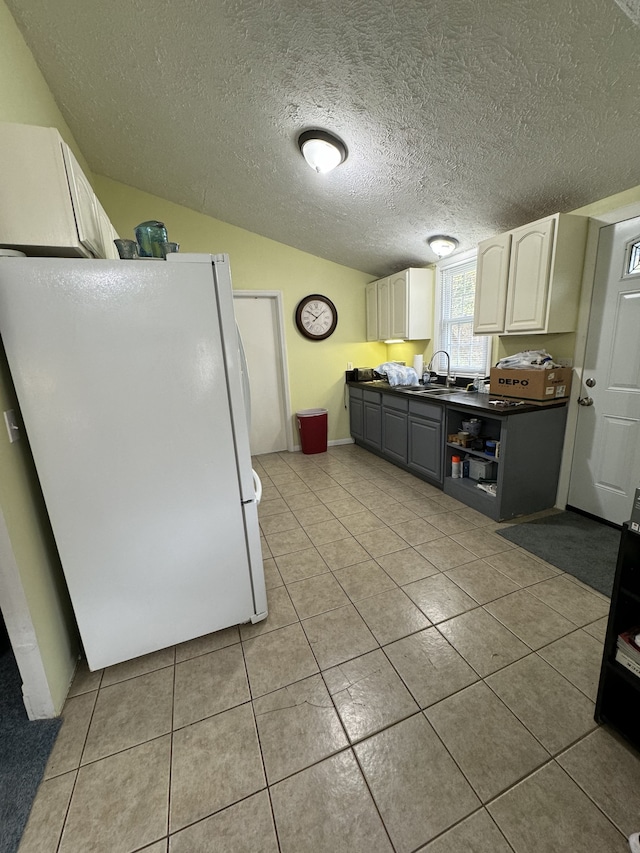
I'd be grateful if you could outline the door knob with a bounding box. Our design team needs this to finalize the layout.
[577,396,594,406]
[585,377,596,387]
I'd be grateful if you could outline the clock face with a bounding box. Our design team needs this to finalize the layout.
[295,295,338,340]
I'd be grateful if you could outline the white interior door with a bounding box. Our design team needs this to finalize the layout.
[568,216,640,524]
[233,292,291,455]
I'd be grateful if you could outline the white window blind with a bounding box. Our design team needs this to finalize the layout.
[434,255,491,377]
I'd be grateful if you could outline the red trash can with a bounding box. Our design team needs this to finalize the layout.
[296,408,328,454]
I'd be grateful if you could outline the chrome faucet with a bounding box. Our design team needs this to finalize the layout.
[427,350,455,387]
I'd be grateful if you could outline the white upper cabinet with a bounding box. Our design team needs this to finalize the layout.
[61,142,104,258]
[366,279,380,341]
[473,213,588,335]
[389,269,433,339]
[473,232,511,334]
[377,277,391,340]
[505,217,555,333]
[95,198,120,260]
[367,268,433,341]
[0,122,117,258]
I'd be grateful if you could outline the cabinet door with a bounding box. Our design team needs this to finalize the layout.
[504,218,554,333]
[0,123,90,257]
[95,199,120,259]
[365,281,379,341]
[363,402,382,448]
[61,143,103,258]
[377,278,390,341]
[408,416,442,482]
[349,394,364,439]
[382,407,408,464]
[473,233,511,334]
[389,269,432,340]
[389,271,409,339]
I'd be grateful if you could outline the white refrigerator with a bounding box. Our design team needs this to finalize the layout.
[0,253,267,670]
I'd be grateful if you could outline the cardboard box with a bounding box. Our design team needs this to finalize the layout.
[490,367,572,401]
[630,487,640,534]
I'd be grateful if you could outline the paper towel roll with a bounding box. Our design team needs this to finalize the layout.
[413,355,424,377]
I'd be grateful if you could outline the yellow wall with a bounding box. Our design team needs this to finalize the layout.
[494,332,577,365]
[572,185,640,218]
[0,0,78,711]
[94,176,386,440]
[0,2,90,174]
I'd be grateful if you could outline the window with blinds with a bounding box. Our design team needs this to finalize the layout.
[434,254,491,376]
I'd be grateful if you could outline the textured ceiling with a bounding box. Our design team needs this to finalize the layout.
[6,0,639,276]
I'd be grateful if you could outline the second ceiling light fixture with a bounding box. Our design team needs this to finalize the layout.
[428,235,459,257]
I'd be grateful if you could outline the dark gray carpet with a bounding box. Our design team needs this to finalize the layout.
[0,648,61,853]
[496,511,620,597]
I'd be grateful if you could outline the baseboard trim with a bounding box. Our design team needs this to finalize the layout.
[291,437,355,453]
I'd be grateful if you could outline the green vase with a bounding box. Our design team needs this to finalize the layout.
[134,221,168,258]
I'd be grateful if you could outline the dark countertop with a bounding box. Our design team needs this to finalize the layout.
[347,381,568,416]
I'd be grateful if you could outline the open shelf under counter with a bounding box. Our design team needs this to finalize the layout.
[443,402,567,521]
[446,442,499,464]
[443,475,500,519]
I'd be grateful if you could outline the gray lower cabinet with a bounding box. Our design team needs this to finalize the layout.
[443,404,568,521]
[408,399,443,484]
[350,386,381,447]
[382,393,408,464]
[363,389,382,449]
[349,388,364,440]
[349,385,568,521]
[349,388,443,486]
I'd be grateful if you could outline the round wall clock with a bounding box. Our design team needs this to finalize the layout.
[295,294,338,340]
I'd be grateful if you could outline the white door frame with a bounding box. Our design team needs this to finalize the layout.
[233,290,295,453]
[557,199,640,510]
[0,507,57,719]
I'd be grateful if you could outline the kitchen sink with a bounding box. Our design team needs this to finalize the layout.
[395,386,452,396]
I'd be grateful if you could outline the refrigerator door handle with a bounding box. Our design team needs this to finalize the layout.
[252,469,263,504]
[237,324,252,433]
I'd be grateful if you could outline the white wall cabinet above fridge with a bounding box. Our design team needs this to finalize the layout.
[366,267,433,341]
[0,122,119,259]
[473,212,588,335]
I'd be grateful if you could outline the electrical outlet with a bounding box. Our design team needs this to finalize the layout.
[557,358,573,367]
[347,362,353,370]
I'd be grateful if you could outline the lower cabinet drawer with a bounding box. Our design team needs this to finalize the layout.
[409,399,444,422]
[382,393,409,413]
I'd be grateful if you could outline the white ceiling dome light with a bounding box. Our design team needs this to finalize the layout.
[298,130,348,173]
[428,235,459,258]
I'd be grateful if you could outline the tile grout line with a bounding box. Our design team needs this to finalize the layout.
[241,641,284,853]
[54,659,105,853]
[49,445,622,851]
[165,645,177,845]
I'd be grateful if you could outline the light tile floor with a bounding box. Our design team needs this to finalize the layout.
[19,444,640,853]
